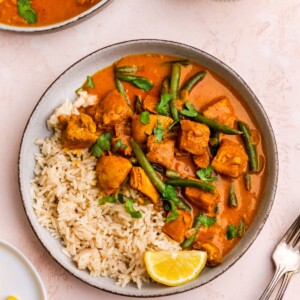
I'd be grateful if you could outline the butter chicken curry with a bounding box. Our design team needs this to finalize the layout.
[58,54,266,267]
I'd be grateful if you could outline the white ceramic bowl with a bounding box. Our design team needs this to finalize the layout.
[18,39,278,297]
[0,0,112,33]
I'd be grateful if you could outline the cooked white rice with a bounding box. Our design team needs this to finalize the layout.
[31,93,180,288]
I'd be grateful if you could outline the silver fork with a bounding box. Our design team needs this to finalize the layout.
[259,214,300,300]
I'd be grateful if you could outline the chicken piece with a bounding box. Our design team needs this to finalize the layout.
[146,135,175,169]
[58,113,98,149]
[193,148,210,168]
[85,90,132,127]
[129,167,160,203]
[143,95,159,114]
[193,242,222,266]
[162,210,193,243]
[203,97,236,128]
[114,122,131,137]
[211,139,248,178]
[185,177,220,213]
[179,120,210,155]
[111,136,132,156]
[101,89,133,126]
[96,155,132,195]
[131,114,173,144]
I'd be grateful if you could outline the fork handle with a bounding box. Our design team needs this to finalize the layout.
[259,266,287,300]
[275,271,294,300]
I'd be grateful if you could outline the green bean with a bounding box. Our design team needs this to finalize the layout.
[181,71,206,94]
[161,76,170,95]
[194,113,241,135]
[237,121,259,172]
[152,164,165,174]
[181,217,202,248]
[165,179,215,194]
[114,67,132,110]
[134,95,143,114]
[244,173,251,191]
[116,65,139,74]
[130,139,191,211]
[237,220,246,237]
[166,169,180,179]
[228,183,238,207]
[169,63,181,121]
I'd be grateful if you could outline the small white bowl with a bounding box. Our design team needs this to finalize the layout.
[0,240,47,300]
[0,0,112,33]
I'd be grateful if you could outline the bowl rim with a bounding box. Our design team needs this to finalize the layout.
[18,39,279,297]
[0,0,112,33]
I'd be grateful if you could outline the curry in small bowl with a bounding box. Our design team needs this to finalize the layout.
[0,0,109,31]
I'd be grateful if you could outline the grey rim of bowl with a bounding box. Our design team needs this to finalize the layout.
[0,0,112,33]
[18,39,279,297]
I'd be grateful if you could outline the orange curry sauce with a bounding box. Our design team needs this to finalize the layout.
[86,54,266,258]
[0,0,101,27]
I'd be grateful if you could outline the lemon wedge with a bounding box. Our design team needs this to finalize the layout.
[144,250,207,286]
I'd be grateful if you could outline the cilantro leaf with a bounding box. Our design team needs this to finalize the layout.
[140,111,150,125]
[91,145,102,157]
[98,196,116,205]
[180,101,198,117]
[98,133,112,151]
[117,74,153,92]
[118,193,125,204]
[164,201,179,223]
[196,166,217,183]
[125,199,142,218]
[115,139,128,152]
[153,119,164,142]
[162,185,177,201]
[195,214,216,227]
[156,93,173,115]
[132,78,153,91]
[90,133,112,157]
[226,224,238,240]
[83,75,95,89]
[17,0,37,24]
[76,75,95,93]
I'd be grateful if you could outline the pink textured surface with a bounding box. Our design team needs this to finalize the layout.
[0,0,300,299]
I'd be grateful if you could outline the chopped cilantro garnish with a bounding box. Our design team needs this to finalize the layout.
[17,0,37,24]
[153,119,164,142]
[162,185,177,200]
[195,215,216,227]
[125,199,142,218]
[140,111,150,125]
[76,75,95,93]
[156,93,173,116]
[196,166,217,183]
[226,224,238,240]
[180,101,198,117]
[90,133,112,157]
[115,139,128,152]
[164,201,179,223]
[98,196,116,205]
[118,193,125,204]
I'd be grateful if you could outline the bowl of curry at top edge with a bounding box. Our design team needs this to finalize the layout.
[18,39,278,297]
[0,0,112,33]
